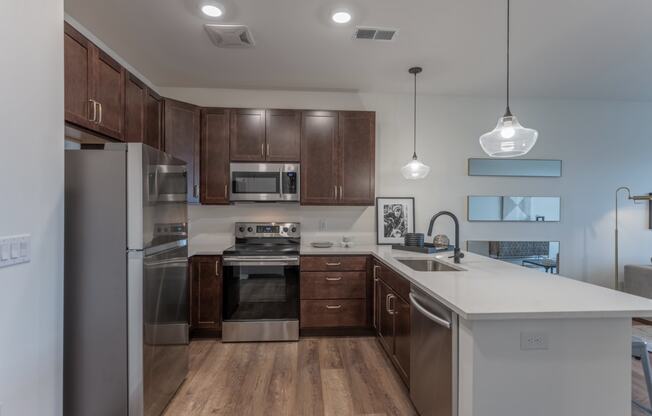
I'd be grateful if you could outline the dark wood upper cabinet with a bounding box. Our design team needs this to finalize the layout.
[64,22,125,141]
[145,89,163,150]
[91,49,125,140]
[230,109,266,161]
[201,108,231,204]
[300,111,339,205]
[64,23,93,129]
[164,99,201,203]
[338,111,375,205]
[265,109,301,162]
[190,256,222,337]
[124,72,146,144]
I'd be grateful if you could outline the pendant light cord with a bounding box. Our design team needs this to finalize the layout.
[413,71,417,159]
[505,0,511,116]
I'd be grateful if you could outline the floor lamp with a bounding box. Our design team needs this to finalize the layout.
[615,187,652,290]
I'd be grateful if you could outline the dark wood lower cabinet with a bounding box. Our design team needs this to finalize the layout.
[190,256,222,338]
[374,263,411,386]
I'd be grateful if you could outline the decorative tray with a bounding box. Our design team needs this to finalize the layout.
[391,244,453,254]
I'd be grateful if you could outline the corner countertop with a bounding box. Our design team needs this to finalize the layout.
[192,243,652,321]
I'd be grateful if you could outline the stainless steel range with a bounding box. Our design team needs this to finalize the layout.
[222,222,300,342]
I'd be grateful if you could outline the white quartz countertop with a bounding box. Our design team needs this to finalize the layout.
[192,243,652,320]
[301,244,652,320]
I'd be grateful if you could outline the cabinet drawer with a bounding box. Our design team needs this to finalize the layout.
[300,256,367,271]
[300,300,367,328]
[300,271,366,300]
[379,264,410,302]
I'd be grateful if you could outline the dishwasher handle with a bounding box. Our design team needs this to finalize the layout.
[409,293,451,329]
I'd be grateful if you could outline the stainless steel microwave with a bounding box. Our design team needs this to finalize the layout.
[230,163,299,202]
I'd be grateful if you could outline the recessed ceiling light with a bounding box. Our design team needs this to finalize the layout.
[201,4,223,18]
[332,10,352,24]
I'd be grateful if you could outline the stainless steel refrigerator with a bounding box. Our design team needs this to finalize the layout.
[64,143,189,416]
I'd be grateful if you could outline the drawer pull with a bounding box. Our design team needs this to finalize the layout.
[325,262,341,266]
[325,276,342,281]
[326,304,342,310]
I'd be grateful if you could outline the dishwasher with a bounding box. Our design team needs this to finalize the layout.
[409,287,458,416]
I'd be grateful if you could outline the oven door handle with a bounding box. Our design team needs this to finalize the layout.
[223,256,300,266]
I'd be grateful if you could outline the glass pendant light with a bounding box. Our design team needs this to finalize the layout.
[401,67,431,179]
[479,0,538,158]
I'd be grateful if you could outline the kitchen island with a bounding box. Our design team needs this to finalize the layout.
[298,245,652,416]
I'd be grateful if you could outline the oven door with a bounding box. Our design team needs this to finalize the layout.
[230,163,299,202]
[222,256,299,341]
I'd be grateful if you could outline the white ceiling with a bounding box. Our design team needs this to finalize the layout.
[64,0,652,100]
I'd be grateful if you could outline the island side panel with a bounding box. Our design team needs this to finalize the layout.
[457,317,632,416]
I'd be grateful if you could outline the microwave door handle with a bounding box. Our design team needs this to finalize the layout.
[153,166,160,201]
[279,170,284,199]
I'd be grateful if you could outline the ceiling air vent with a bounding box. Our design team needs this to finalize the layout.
[204,24,255,48]
[353,27,398,41]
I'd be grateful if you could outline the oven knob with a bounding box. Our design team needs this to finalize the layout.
[283,227,289,232]
[247,227,253,232]
[291,227,297,233]
[238,226,245,233]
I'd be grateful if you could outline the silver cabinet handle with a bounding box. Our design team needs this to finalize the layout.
[334,185,337,199]
[373,265,380,279]
[261,143,265,158]
[325,262,341,266]
[326,304,342,310]
[409,293,451,329]
[224,184,228,199]
[215,260,220,277]
[267,143,270,157]
[388,294,396,315]
[385,294,392,313]
[372,277,378,329]
[193,184,199,198]
[97,102,103,125]
[339,185,343,200]
[325,276,342,281]
[88,99,97,122]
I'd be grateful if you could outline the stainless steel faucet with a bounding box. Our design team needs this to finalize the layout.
[427,211,464,264]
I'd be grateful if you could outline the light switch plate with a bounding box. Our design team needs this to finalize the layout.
[0,234,30,268]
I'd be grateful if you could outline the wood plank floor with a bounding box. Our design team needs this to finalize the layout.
[165,335,652,415]
[163,337,417,416]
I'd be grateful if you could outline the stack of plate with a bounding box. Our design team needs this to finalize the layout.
[404,233,425,247]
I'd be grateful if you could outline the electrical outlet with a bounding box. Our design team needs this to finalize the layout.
[520,332,548,350]
[318,220,327,232]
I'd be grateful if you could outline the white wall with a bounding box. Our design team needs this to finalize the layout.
[159,87,652,288]
[0,1,64,415]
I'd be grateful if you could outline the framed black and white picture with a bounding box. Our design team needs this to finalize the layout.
[376,197,415,245]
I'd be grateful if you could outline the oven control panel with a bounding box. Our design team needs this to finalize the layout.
[235,222,300,238]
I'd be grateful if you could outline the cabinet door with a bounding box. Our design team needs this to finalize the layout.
[144,89,163,150]
[91,48,125,140]
[164,99,201,203]
[191,257,222,333]
[230,109,266,161]
[300,111,338,205]
[338,111,375,205]
[201,108,231,204]
[265,109,301,161]
[393,294,411,383]
[377,280,395,357]
[124,72,146,144]
[64,22,93,129]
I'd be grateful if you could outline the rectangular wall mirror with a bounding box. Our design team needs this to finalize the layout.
[468,196,561,222]
[468,159,562,177]
[467,240,560,274]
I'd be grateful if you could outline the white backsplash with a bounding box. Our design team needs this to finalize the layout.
[188,204,377,252]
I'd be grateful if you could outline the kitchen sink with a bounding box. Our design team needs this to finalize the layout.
[397,259,463,272]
